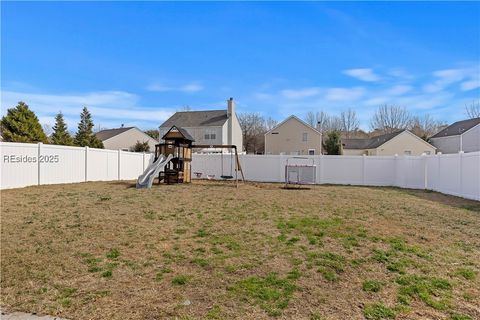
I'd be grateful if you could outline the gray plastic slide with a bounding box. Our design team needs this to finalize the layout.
[136,154,173,189]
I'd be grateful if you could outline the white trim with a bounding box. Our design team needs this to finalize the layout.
[460,122,480,136]
[431,122,480,139]
[265,115,322,135]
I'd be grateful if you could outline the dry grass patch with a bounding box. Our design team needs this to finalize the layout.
[1,181,479,319]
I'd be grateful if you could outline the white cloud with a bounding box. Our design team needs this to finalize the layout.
[460,79,480,91]
[385,85,412,95]
[423,65,479,93]
[387,68,414,80]
[146,82,204,93]
[281,87,321,99]
[325,87,365,101]
[343,68,381,82]
[1,90,175,130]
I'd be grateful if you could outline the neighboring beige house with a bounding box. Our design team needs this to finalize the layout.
[159,98,243,152]
[429,117,480,154]
[342,130,436,156]
[265,115,322,155]
[96,127,158,152]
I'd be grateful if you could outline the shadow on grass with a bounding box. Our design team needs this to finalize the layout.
[389,188,480,213]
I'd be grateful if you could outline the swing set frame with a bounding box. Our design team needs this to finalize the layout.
[192,144,245,187]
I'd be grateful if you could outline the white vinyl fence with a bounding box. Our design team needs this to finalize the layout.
[1,142,153,189]
[1,142,479,201]
[191,152,480,201]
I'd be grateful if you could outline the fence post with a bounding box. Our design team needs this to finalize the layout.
[37,142,42,185]
[319,155,324,184]
[118,149,121,180]
[437,152,441,192]
[422,153,427,190]
[362,154,366,185]
[142,152,146,171]
[85,146,89,182]
[459,151,464,196]
[394,154,398,187]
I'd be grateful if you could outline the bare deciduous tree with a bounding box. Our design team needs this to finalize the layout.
[304,111,342,133]
[326,116,343,132]
[465,100,480,119]
[238,112,268,154]
[370,104,412,133]
[410,114,444,140]
[265,117,278,131]
[305,111,317,127]
[340,109,359,138]
[316,111,331,132]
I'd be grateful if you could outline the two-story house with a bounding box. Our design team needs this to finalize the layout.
[159,98,243,152]
[429,117,480,153]
[264,115,322,155]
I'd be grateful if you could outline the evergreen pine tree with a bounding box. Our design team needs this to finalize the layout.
[74,107,104,148]
[323,130,342,155]
[51,112,74,145]
[0,101,48,143]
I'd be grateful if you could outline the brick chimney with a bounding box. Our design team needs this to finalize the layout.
[227,98,235,145]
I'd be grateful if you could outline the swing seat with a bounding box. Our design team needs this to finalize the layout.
[221,175,233,180]
[193,172,203,178]
[207,174,215,180]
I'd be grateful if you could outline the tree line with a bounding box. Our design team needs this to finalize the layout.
[1,101,104,148]
[239,101,480,154]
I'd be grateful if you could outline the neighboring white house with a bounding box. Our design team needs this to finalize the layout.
[95,127,158,152]
[342,130,436,156]
[264,115,322,155]
[159,98,243,152]
[429,118,480,154]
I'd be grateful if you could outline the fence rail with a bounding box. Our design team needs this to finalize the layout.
[1,142,479,201]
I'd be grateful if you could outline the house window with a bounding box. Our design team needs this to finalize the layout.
[308,149,315,155]
[404,150,412,155]
[204,128,216,140]
[302,133,308,141]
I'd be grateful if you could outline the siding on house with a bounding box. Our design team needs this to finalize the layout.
[342,130,436,156]
[429,135,461,154]
[99,128,158,152]
[429,118,480,154]
[230,112,243,152]
[265,116,322,155]
[159,98,243,152]
[374,131,436,155]
[462,124,480,153]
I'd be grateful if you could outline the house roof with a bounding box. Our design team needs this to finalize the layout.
[265,115,322,135]
[430,117,480,138]
[160,110,228,128]
[95,127,135,141]
[343,130,405,149]
[161,125,195,142]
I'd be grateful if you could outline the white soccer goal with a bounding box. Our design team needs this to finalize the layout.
[284,157,316,187]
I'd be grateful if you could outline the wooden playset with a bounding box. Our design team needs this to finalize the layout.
[154,125,244,186]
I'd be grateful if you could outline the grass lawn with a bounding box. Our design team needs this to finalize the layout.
[1,181,479,319]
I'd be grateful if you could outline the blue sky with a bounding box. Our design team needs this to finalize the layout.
[1,1,479,131]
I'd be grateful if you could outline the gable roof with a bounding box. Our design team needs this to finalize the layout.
[161,125,195,142]
[96,127,135,141]
[343,130,406,149]
[160,110,228,128]
[430,117,480,138]
[265,115,322,135]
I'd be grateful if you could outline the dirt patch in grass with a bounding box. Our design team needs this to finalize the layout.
[1,181,479,319]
